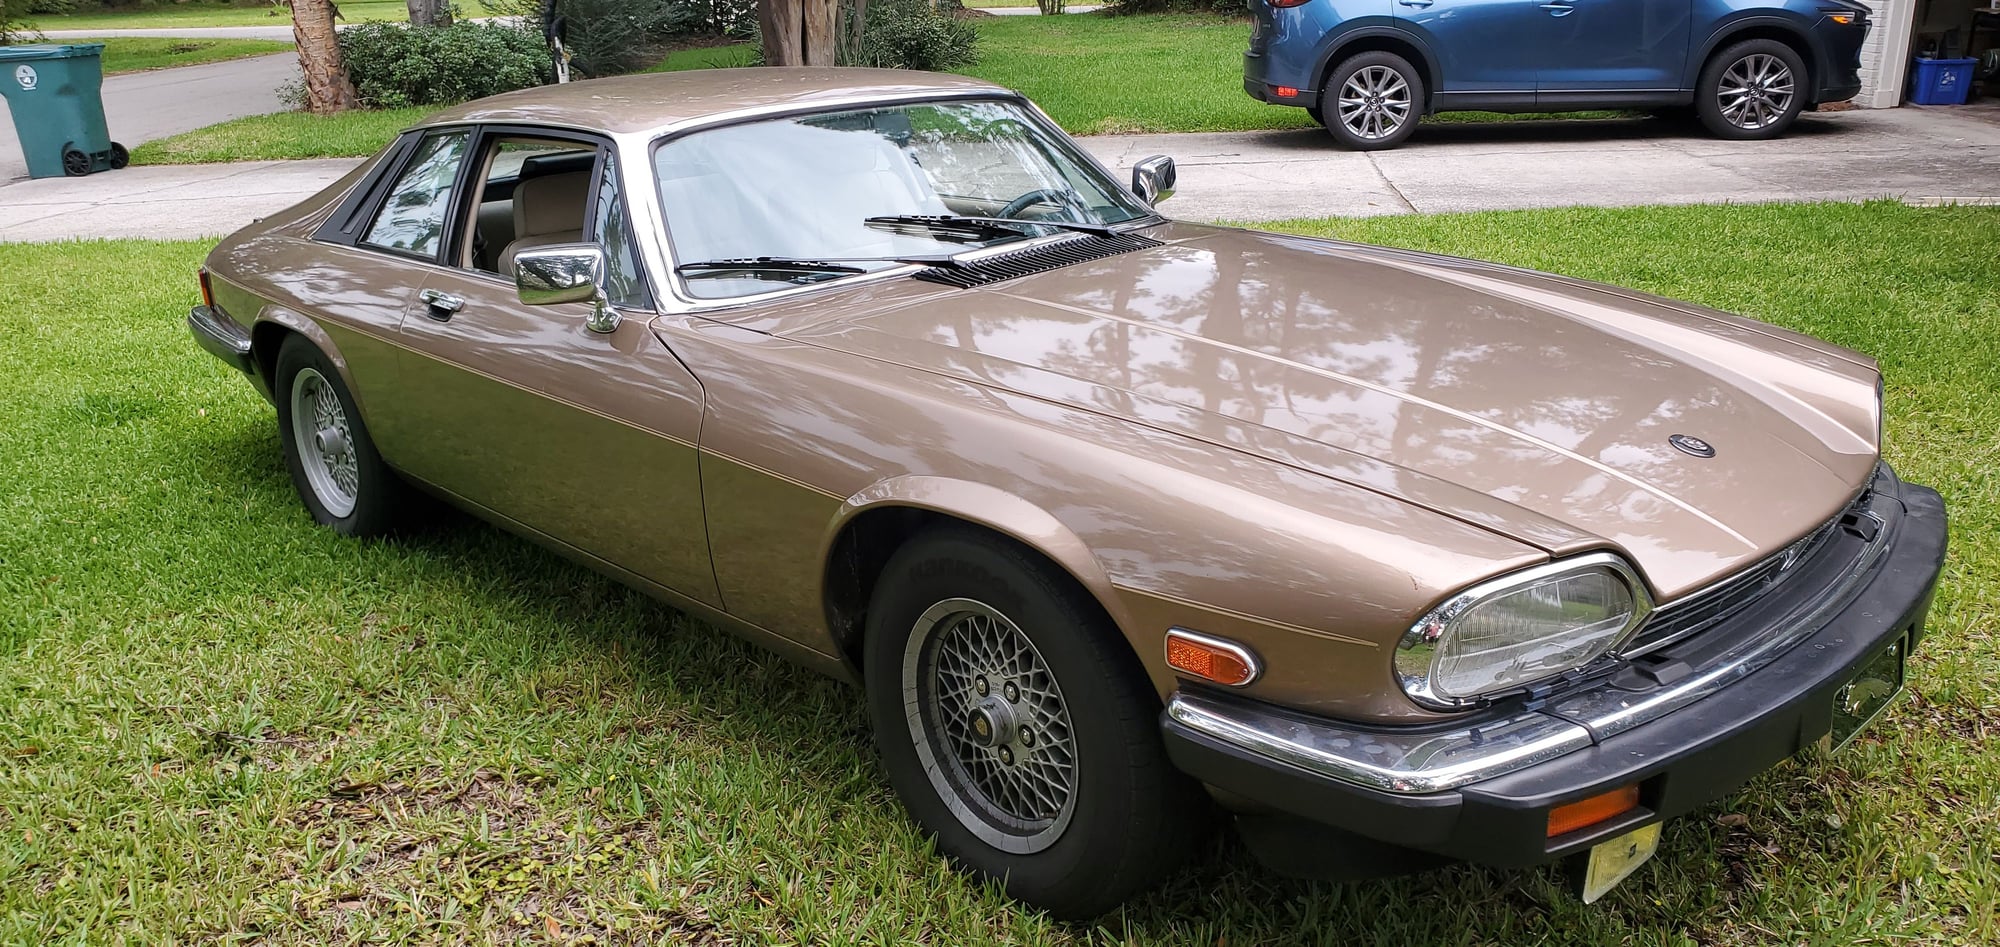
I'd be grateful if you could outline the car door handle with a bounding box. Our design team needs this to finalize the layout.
[1539,0,1575,11]
[1397,0,1433,6]
[419,288,463,317]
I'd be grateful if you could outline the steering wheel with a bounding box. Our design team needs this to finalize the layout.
[998,187,1084,220]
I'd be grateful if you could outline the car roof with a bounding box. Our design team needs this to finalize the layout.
[417,68,1017,136]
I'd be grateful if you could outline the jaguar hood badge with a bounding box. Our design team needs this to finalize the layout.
[1669,433,1716,458]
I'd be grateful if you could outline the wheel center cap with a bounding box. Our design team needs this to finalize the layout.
[314,427,349,460]
[968,696,1019,749]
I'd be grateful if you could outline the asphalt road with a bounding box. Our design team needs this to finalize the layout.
[0,52,296,182]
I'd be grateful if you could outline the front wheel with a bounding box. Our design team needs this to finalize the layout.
[862,528,1209,918]
[1319,51,1424,150]
[274,335,410,537]
[1696,39,1807,140]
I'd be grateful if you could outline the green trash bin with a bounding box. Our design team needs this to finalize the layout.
[0,43,127,178]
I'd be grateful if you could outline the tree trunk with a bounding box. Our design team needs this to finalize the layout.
[293,0,359,114]
[759,0,803,66]
[760,0,838,66]
[801,0,838,66]
[406,0,452,27]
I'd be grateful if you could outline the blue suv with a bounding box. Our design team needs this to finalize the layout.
[1244,0,1871,149]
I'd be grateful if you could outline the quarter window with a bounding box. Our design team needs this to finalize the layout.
[363,130,469,258]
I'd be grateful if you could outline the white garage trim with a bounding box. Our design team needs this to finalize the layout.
[1855,0,1918,107]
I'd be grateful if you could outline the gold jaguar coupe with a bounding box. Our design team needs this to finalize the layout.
[188,69,1947,917]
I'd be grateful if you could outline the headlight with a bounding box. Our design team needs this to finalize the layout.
[1396,553,1653,709]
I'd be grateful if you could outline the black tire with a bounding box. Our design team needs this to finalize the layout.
[1695,39,1808,141]
[1318,51,1424,151]
[862,527,1209,919]
[273,334,408,537]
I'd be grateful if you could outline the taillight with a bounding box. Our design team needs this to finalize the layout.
[198,267,216,309]
[1268,0,1313,7]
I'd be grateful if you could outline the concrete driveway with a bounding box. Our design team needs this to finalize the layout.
[3,106,1997,241]
[0,52,297,182]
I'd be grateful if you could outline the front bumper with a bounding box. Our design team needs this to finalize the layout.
[1163,465,1946,868]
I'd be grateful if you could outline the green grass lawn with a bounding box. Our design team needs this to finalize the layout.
[1,201,1994,943]
[130,106,433,165]
[24,0,407,31]
[91,36,292,75]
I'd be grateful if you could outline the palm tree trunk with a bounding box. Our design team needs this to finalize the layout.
[293,0,358,114]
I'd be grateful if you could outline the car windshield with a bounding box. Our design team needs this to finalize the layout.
[652,98,1156,299]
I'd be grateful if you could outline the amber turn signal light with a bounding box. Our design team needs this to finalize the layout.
[1165,629,1261,687]
[1828,13,1855,23]
[198,267,215,310]
[1547,784,1641,837]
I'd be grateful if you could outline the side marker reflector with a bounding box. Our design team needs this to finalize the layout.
[1165,629,1261,687]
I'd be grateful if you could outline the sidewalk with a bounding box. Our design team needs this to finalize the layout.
[3,107,1997,241]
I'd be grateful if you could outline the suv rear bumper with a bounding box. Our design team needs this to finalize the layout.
[1162,465,1946,869]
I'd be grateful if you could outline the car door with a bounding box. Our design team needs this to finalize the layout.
[390,128,721,607]
[1393,0,1542,96]
[1534,0,1693,94]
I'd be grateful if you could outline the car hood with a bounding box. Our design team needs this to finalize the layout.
[777,224,1882,599]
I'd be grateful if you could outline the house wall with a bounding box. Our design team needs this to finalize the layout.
[1856,0,1918,107]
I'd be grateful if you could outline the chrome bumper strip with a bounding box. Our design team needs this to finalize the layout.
[1168,481,1893,795]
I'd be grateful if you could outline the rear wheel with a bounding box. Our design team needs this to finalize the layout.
[1319,51,1423,150]
[862,527,1209,918]
[274,335,410,537]
[1696,39,1807,140]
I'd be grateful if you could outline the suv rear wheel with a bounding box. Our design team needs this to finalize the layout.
[1696,39,1808,140]
[1319,51,1424,150]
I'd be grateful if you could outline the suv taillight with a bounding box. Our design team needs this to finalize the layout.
[198,267,215,309]
[1268,0,1312,6]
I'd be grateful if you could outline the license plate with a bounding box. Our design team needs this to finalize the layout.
[1579,823,1660,904]
[1828,634,1907,751]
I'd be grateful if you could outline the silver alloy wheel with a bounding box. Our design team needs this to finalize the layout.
[902,597,1078,854]
[289,366,359,518]
[1717,53,1795,130]
[1338,64,1413,141]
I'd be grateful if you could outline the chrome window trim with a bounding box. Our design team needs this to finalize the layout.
[1169,488,1894,795]
[1395,552,1655,710]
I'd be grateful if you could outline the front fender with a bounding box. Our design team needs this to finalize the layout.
[822,475,1138,639]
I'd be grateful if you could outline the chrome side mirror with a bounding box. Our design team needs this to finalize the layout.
[1131,155,1176,206]
[514,243,619,333]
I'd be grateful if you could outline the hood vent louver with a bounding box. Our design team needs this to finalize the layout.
[913,233,1165,289]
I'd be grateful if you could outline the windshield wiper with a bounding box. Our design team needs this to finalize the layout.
[864,214,1122,240]
[675,254,965,280]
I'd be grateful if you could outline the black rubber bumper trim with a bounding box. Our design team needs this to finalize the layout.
[188,305,255,376]
[1164,474,1948,869]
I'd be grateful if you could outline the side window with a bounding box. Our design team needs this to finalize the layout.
[592,153,649,309]
[362,130,469,258]
[462,136,598,276]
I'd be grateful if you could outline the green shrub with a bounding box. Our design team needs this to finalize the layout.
[338,21,552,109]
[853,0,977,71]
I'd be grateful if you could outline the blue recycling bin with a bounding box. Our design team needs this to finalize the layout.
[0,43,127,178]
[1908,58,1977,106]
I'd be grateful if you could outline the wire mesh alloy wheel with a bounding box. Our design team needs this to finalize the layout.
[902,598,1079,854]
[1338,65,1413,141]
[1717,53,1795,130]
[289,367,359,518]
